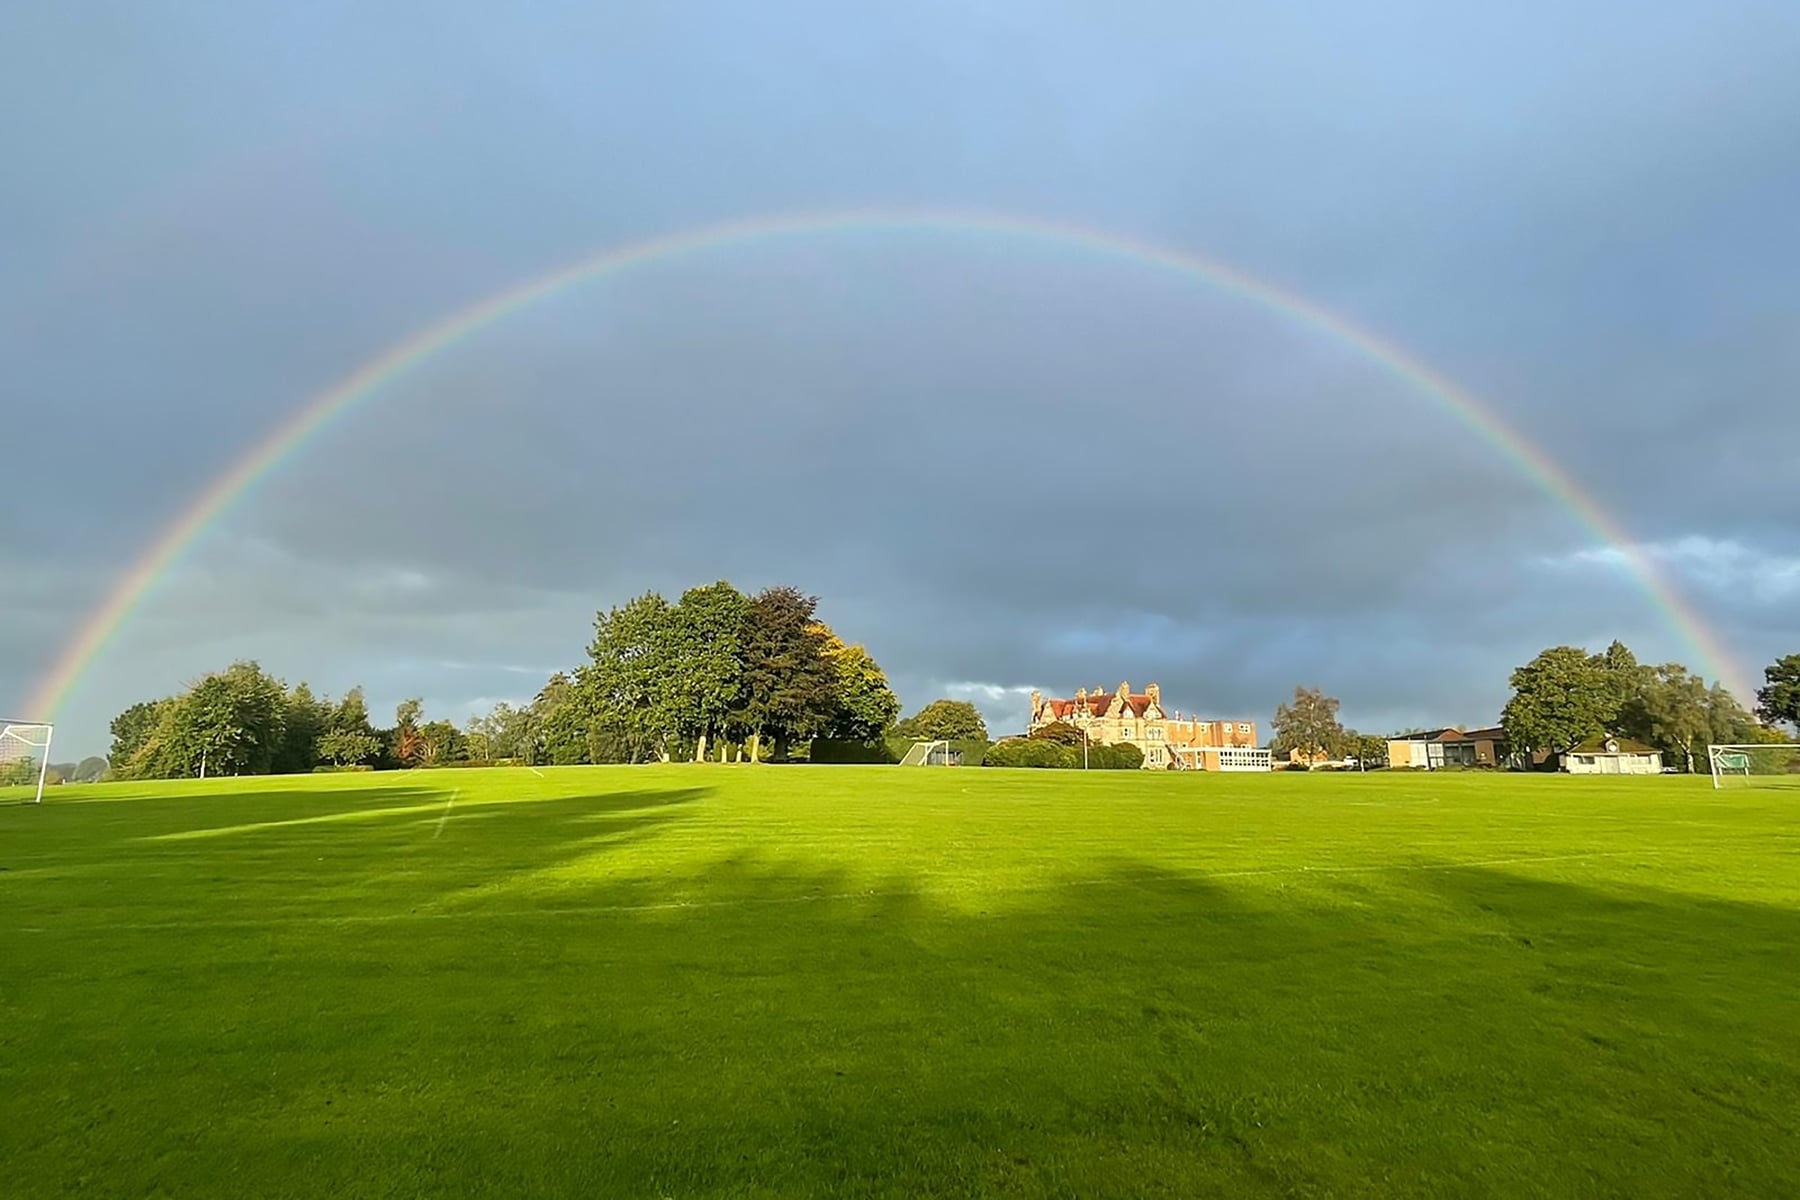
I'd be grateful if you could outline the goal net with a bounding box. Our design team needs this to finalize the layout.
[1,720,55,804]
[1709,743,1800,790]
[899,739,954,766]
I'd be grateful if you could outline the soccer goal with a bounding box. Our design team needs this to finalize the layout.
[1709,743,1800,790]
[899,739,955,766]
[1,720,55,805]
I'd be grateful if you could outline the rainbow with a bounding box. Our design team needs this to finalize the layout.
[23,208,1751,719]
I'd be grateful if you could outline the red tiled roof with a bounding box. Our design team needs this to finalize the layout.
[1047,693,1155,719]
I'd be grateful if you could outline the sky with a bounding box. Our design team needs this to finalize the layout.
[4,2,1798,756]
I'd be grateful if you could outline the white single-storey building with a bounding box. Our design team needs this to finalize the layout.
[1560,736,1662,775]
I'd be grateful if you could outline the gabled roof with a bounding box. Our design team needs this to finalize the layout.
[1045,692,1155,719]
[1046,696,1115,720]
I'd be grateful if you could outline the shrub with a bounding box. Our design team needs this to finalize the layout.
[1093,742,1144,770]
[984,739,1076,769]
[983,739,1141,770]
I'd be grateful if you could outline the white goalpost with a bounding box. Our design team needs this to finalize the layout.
[1,720,55,805]
[899,739,953,766]
[1709,743,1800,790]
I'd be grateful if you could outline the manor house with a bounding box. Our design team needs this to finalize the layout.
[1028,682,1265,770]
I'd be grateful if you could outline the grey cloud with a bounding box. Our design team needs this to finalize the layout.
[5,2,1796,752]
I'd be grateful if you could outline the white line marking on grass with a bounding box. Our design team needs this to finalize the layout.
[529,767,546,778]
[52,849,1656,933]
[433,789,459,840]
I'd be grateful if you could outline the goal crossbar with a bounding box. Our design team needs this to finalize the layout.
[1708,743,1800,790]
[1,719,55,805]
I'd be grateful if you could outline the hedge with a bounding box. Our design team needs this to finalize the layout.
[810,738,900,764]
[983,739,1071,769]
[983,739,1142,770]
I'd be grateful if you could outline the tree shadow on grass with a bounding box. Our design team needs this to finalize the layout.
[7,785,478,863]
[9,844,1800,1198]
[2,785,710,931]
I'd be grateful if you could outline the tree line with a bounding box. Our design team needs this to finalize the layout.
[88,603,1800,781]
[108,666,397,778]
[1268,646,1799,771]
[1502,642,1793,771]
[102,581,992,779]
[4,756,108,788]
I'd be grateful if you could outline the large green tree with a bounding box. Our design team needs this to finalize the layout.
[468,702,536,763]
[667,582,749,760]
[321,686,380,768]
[196,662,290,776]
[330,687,377,740]
[894,699,988,743]
[1501,646,1613,759]
[1271,686,1345,761]
[533,672,597,765]
[1345,732,1389,769]
[316,728,382,767]
[1620,664,1712,773]
[108,700,164,767]
[275,682,329,775]
[815,627,901,742]
[1757,654,1800,735]
[731,586,837,759]
[127,662,290,778]
[588,593,679,761]
[417,719,465,766]
[1590,640,1649,728]
[464,708,498,762]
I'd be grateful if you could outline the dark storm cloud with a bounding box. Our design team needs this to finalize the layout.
[4,2,1796,751]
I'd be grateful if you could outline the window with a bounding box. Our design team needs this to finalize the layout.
[1237,723,1251,734]
[1578,756,1595,766]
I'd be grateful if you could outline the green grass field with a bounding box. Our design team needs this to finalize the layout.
[3,767,1797,1197]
